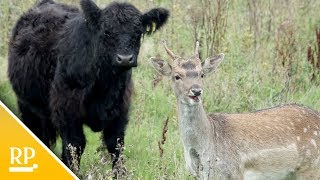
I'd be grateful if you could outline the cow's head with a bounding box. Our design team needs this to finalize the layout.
[81,0,169,68]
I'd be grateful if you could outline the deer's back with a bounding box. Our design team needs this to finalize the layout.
[208,104,320,178]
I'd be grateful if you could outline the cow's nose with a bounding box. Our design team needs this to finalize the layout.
[116,54,134,64]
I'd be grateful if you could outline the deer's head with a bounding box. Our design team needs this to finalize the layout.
[150,41,224,106]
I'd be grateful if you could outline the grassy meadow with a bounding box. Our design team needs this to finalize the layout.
[1,0,320,179]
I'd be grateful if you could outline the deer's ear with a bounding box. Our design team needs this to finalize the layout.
[202,53,224,74]
[150,57,171,76]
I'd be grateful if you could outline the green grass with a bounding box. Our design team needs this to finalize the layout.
[1,0,320,179]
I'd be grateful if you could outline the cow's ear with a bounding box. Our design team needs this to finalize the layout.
[80,0,101,28]
[141,8,169,35]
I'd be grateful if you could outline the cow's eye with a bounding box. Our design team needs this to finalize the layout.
[175,75,181,80]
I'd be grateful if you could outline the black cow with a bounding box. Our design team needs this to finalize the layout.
[8,0,169,171]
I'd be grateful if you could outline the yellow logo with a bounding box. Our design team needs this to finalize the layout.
[9,147,37,172]
[0,101,78,180]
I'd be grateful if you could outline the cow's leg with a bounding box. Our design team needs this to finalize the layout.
[103,80,132,168]
[103,114,128,168]
[50,83,86,172]
[53,105,86,172]
[18,101,43,141]
[18,100,56,147]
[60,120,86,172]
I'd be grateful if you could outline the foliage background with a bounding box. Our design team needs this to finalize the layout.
[1,0,320,179]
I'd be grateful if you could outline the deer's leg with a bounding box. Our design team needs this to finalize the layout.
[184,148,201,178]
[190,148,202,175]
[200,163,211,180]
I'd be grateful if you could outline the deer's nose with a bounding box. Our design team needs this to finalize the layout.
[190,85,203,96]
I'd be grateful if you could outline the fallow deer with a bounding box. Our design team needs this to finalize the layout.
[150,41,320,179]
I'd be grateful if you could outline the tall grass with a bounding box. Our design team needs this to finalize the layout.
[1,0,320,179]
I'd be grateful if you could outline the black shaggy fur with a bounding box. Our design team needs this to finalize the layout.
[8,0,169,170]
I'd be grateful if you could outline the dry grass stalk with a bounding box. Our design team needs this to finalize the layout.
[307,28,320,81]
[275,20,296,68]
[247,0,260,52]
[188,0,229,57]
[112,138,131,179]
[158,117,169,158]
[67,143,80,173]
[317,28,320,67]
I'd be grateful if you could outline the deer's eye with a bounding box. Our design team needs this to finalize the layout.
[201,73,205,78]
[175,75,181,80]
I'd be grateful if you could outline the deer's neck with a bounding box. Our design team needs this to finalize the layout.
[178,101,213,148]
